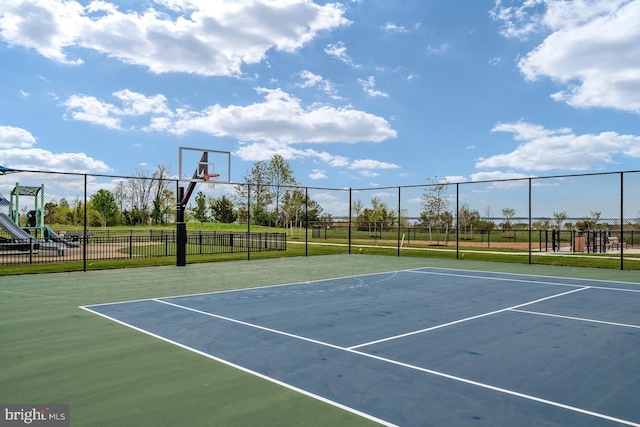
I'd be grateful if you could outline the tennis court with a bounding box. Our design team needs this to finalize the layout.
[81,262,640,426]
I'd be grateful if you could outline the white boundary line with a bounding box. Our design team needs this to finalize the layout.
[407,269,640,293]
[411,265,640,287]
[154,299,347,351]
[348,287,590,350]
[347,347,640,427]
[79,305,398,427]
[511,309,640,329]
[82,298,640,427]
[82,265,640,309]
[82,270,404,308]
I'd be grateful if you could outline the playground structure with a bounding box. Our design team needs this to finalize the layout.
[0,179,73,254]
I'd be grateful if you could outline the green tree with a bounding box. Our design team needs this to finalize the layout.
[44,201,69,225]
[113,181,127,225]
[553,211,567,229]
[210,195,237,223]
[502,208,516,236]
[188,191,209,222]
[235,155,299,226]
[282,188,306,230]
[355,197,395,234]
[90,189,118,227]
[267,154,298,227]
[458,203,480,236]
[128,168,154,225]
[67,197,84,228]
[150,164,174,225]
[235,160,273,226]
[419,176,451,244]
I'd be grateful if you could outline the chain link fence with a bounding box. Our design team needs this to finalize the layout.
[1,168,639,274]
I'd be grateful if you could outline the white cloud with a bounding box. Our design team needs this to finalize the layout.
[493,0,640,113]
[309,169,327,179]
[324,41,360,68]
[475,121,640,171]
[490,0,547,40]
[359,170,379,177]
[1,146,109,172]
[20,90,29,97]
[0,125,36,148]
[426,43,449,54]
[297,70,324,88]
[0,125,108,172]
[63,94,124,129]
[470,171,533,181]
[66,87,396,144]
[312,192,338,201]
[296,70,342,99]
[234,141,391,172]
[0,0,350,76]
[113,89,171,116]
[442,175,467,183]
[383,22,408,33]
[349,159,399,170]
[233,142,398,175]
[358,76,389,98]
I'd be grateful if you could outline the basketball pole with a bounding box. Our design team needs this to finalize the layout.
[176,185,187,267]
[176,151,208,267]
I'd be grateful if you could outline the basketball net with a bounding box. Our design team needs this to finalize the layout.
[203,172,220,189]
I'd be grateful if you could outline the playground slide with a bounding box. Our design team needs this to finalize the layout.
[44,226,80,248]
[0,213,66,252]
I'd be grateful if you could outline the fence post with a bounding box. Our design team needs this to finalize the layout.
[176,182,187,267]
[528,178,532,264]
[83,174,88,272]
[456,183,459,260]
[348,188,352,255]
[398,186,401,257]
[620,172,624,270]
[247,184,251,261]
[305,187,308,257]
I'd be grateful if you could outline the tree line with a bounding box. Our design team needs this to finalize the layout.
[41,155,331,228]
[40,161,638,231]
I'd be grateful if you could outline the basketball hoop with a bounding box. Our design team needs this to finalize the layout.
[203,172,220,189]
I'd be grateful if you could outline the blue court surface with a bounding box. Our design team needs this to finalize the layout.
[82,267,640,426]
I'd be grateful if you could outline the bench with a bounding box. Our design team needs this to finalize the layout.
[607,237,628,251]
[64,231,95,242]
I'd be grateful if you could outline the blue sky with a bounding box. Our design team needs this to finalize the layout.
[1,0,640,211]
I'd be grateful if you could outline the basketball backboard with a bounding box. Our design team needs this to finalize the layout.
[178,146,231,184]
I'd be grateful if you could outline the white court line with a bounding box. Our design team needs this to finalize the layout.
[511,309,640,329]
[154,299,347,351]
[348,287,590,350]
[407,269,588,289]
[83,270,403,308]
[408,269,640,293]
[85,297,640,427]
[79,305,397,427]
[347,347,640,427]
[411,265,640,287]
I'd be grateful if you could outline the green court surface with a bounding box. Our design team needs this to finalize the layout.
[2,255,640,426]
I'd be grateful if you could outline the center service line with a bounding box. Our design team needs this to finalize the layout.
[151,291,640,427]
[347,287,590,350]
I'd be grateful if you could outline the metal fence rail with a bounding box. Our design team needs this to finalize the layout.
[0,232,286,266]
[1,168,640,274]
